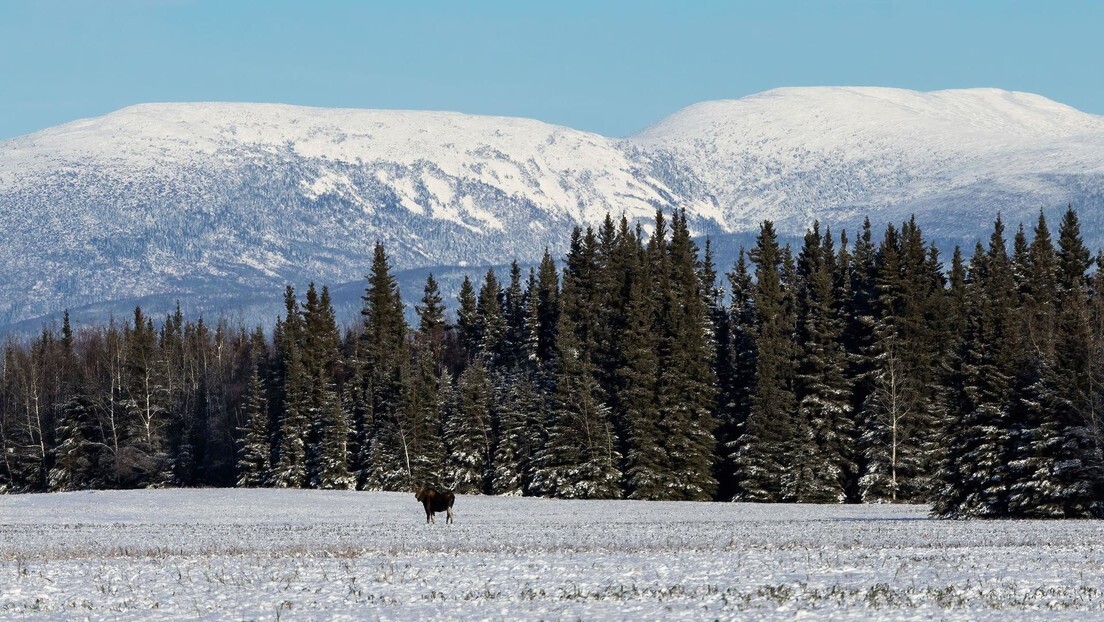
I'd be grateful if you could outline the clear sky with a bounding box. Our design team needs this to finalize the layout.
[1,0,1100,140]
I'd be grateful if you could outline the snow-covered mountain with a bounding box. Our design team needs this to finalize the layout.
[631,87,1104,237]
[0,103,702,329]
[2,87,1103,331]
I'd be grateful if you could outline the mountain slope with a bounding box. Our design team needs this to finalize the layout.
[2,88,1104,331]
[628,87,1104,237]
[0,103,704,328]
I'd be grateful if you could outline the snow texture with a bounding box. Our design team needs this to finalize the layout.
[0,489,1101,620]
[2,87,1103,331]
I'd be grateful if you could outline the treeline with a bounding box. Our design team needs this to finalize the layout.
[2,209,1102,517]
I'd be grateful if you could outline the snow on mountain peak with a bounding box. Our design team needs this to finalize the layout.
[632,86,1103,148]
[627,86,1104,232]
[2,87,1103,331]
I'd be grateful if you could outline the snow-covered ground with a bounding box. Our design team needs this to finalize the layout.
[0,490,1100,620]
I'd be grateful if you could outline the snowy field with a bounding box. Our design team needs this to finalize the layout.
[0,490,1101,620]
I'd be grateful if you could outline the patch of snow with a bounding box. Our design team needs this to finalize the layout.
[0,490,1101,620]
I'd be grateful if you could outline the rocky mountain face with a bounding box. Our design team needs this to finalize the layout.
[2,87,1102,331]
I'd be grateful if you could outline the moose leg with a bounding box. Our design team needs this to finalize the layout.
[446,507,454,524]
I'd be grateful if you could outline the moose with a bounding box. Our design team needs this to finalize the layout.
[414,484,455,524]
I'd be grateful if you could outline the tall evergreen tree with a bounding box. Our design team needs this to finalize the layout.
[273,288,309,488]
[530,227,621,498]
[122,307,171,487]
[406,341,446,488]
[456,276,480,360]
[716,250,757,500]
[476,269,508,367]
[860,219,945,502]
[789,223,852,502]
[490,372,535,495]
[736,221,796,502]
[444,359,492,493]
[532,250,561,367]
[236,338,271,487]
[934,217,1018,517]
[503,261,528,368]
[49,390,105,491]
[657,209,717,500]
[617,238,666,499]
[359,243,412,490]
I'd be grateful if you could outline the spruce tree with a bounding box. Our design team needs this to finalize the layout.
[122,307,171,487]
[476,269,508,367]
[519,268,556,495]
[273,287,310,488]
[406,274,448,488]
[1055,207,1094,413]
[445,359,492,493]
[406,337,445,488]
[490,372,533,495]
[530,228,621,498]
[456,275,480,360]
[49,391,104,491]
[934,217,1018,517]
[1036,207,1104,515]
[716,250,757,500]
[736,221,796,502]
[789,223,852,502]
[504,261,527,368]
[617,239,666,499]
[1019,213,1058,357]
[236,355,271,487]
[359,243,412,490]
[291,285,351,489]
[657,209,717,500]
[533,250,561,367]
[861,219,945,502]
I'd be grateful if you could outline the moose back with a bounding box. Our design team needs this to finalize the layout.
[414,485,455,524]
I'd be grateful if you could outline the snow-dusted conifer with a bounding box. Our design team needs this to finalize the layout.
[736,221,796,502]
[445,360,491,494]
[273,287,309,488]
[236,357,271,487]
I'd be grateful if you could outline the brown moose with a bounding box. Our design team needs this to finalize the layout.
[414,484,455,524]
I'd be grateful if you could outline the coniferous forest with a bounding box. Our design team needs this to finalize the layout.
[2,208,1103,518]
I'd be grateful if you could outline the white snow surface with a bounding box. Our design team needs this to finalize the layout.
[0,102,671,225]
[0,489,1101,620]
[2,87,1104,331]
[630,87,1104,231]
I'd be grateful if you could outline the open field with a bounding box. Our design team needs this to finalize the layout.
[0,490,1101,620]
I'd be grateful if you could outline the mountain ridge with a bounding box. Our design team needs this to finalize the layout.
[2,86,1103,332]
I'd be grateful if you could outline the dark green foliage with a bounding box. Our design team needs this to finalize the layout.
[789,223,853,502]
[860,219,947,503]
[403,336,445,489]
[736,221,797,502]
[358,243,412,490]
[273,288,310,488]
[3,208,1102,517]
[476,269,509,367]
[121,307,171,487]
[617,239,666,499]
[657,210,717,500]
[715,250,756,500]
[530,227,621,498]
[445,360,492,493]
[49,392,105,491]
[490,372,536,495]
[456,275,480,359]
[236,359,270,487]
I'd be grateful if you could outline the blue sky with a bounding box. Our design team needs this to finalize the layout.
[1,0,1100,140]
